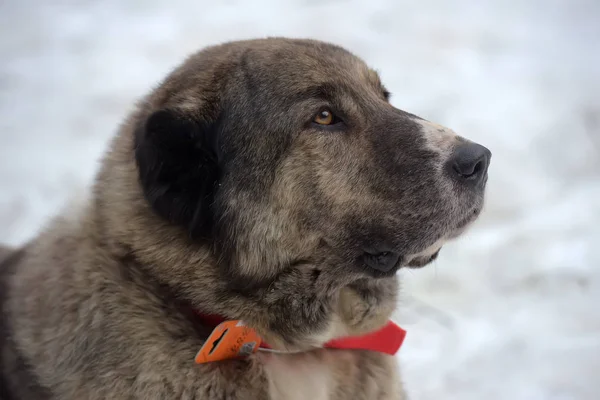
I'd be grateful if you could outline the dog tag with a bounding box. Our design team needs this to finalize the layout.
[195,320,262,363]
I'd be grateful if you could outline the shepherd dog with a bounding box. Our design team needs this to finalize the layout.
[0,38,491,399]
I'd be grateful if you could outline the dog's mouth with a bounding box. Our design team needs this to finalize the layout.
[360,247,439,277]
[405,248,441,269]
[403,206,482,269]
[363,206,482,274]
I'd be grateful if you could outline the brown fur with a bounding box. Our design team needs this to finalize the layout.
[0,246,12,264]
[0,38,490,399]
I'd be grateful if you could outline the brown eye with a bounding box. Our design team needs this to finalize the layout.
[313,109,334,125]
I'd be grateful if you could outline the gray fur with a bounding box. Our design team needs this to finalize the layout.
[0,38,490,399]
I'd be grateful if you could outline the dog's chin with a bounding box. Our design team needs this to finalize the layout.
[402,207,483,270]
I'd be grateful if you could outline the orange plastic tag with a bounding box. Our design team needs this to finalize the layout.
[194,320,262,364]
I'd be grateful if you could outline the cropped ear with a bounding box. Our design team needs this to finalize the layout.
[134,108,221,239]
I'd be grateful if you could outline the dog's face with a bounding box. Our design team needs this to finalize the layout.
[133,38,491,349]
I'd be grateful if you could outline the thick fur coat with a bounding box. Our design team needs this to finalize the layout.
[0,38,490,399]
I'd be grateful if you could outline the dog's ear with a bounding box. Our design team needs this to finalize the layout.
[134,107,221,239]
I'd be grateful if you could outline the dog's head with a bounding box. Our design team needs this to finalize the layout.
[129,38,490,350]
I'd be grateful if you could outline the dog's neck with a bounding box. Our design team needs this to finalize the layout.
[193,310,407,361]
[102,245,406,359]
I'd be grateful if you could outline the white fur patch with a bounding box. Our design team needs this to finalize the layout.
[415,118,459,160]
[261,352,333,400]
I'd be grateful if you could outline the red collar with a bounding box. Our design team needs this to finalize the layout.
[194,312,406,363]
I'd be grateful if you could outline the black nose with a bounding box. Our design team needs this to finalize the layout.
[448,142,491,185]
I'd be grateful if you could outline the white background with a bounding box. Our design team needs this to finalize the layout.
[1,1,599,399]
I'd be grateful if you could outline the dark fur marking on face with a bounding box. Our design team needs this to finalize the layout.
[134,108,221,239]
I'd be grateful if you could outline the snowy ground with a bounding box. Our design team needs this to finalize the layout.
[1,0,599,398]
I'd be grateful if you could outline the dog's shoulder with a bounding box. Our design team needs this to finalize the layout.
[0,245,52,400]
[0,195,98,400]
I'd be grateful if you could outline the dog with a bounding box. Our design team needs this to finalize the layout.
[0,38,491,399]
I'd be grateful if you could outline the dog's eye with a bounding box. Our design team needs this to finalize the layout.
[313,109,337,125]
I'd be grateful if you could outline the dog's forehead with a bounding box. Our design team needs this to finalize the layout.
[246,40,385,94]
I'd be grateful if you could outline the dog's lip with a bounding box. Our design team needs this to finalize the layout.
[367,267,401,279]
[361,257,403,278]
[456,207,481,229]
[448,207,481,239]
[359,206,481,276]
[361,249,402,273]
[404,248,440,269]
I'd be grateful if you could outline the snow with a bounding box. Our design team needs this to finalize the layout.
[1,0,599,398]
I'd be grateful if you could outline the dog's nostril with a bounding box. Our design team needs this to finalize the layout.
[453,158,483,178]
[448,142,491,185]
